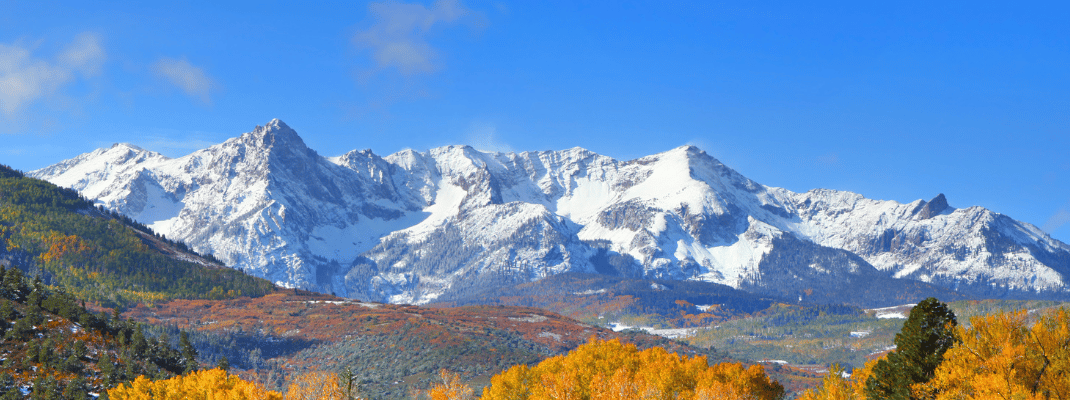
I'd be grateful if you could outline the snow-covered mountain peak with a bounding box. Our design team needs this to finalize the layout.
[430,145,491,173]
[913,193,952,220]
[30,142,171,201]
[110,142,149,152]
[95,142,165,163]
[237,119,311,156]
[28,122,1070,305]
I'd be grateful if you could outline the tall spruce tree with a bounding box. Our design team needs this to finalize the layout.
[865,297,957,400]
[180,331,199,374]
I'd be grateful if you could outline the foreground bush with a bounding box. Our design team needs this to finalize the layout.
[106,368,281,400]
[478,338,784,400]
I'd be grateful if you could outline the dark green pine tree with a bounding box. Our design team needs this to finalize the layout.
[179,331,199,374]
[865,297,958,400]
[0,300,11,336]
[98,353,117,387]
[6,313,35,341]
[130,325,149,357]
[0,300,15,321]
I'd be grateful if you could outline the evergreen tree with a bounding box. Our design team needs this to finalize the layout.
[1,300,17,321]
[99,353,117,386]
[72,340,87,359]
[2,268,24,300]
[217,356,230,372]
[61,377,87,399]
[130,325,148,357]
[180,331,198,373]
[0,372,14,399]
[865,297,957,400]
[6,314,34,340]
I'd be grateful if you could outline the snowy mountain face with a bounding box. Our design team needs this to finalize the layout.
[30,120,1070,305]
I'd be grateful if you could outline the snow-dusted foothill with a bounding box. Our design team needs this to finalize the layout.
[31,119,1070,305]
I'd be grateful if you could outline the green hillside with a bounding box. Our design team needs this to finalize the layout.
[0,164,275,308]
[0,265,193,398]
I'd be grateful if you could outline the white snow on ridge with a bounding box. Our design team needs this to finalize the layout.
[608,322,698,339]
[555,177,615,223]
[27,120,1070,302]
[623,148,713,214]
[574,289,607,295]
[866,304,916,319]
[401,179,466,238]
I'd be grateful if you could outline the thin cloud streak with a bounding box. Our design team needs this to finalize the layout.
[466,123,513,153]
[354,0,470,76]
[151,57,215,105]
[1043,207,1070,235]
[0,32,106,119]
[59,32,106,76]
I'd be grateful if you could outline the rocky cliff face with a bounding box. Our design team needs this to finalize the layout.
[30,119,1070,305]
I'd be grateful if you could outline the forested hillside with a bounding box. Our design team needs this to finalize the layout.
[0,164,275,308]
[441,272,780,328]
[0,265,193,398]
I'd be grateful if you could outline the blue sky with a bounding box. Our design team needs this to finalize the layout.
[2,1,1069,243]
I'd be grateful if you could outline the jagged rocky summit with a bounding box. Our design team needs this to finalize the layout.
[30,119,1070,306]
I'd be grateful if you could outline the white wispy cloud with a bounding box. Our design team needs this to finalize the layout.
[816,153,839,166]
[354,0,470,76]
[466,123,513,153]
[0,32,106,119]
[59,32,106,76]
[151,57,215,104]
[1043,207,1070,234]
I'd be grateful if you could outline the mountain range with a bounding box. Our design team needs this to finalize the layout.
[30,119,1070,307]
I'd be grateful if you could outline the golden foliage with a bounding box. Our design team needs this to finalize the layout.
[799,307,1070,400]
[795,365,851,400]
[794,357,882,400]
[918,308,1070,400]
[424,370,475,400]
[106,368,282,400]
[480,338,784,400]
[285,371,347,400]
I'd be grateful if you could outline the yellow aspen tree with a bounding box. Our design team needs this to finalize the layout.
[425,370,475,400]
[796,365,858,400]
[284,371,346,400]
[921,308,1070,400]
[847,358,879,400]
[107,368,282,400]
[481,338,784,400]
[482,365,533,400]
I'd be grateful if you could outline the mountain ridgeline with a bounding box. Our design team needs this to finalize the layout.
[28,119,1070,307]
